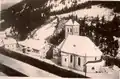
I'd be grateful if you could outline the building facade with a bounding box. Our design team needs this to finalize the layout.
[0,37,17,50]
[59,35,104,73]
[18,39,51,58]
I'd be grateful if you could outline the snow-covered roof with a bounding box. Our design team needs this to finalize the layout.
[19,39,46,50]
[65,19,79,26]
[2,38,17,45]
[86,60,105,66]
[60,35,103,57]
[57,39,66,49]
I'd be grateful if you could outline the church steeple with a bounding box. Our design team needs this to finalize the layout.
[65,19,80,38]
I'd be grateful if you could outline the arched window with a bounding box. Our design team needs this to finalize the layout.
[92,67,95,70]
[65,58,67,62]
[67,28,69,32]
[95,57,97,60]
[70,28,72,32]
[70,55,72,63]
[78,57,81,66]
[74,28,77,33]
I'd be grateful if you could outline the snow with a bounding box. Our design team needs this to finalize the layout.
[0,0,22,11]
[19,19,57,51]
[65,19,79,26]
[46,0,89,12]
[20,3,27,13]
[4,27,12,36]
[1,0,22,4]
[57,39,65,49]
[0,20,5,24]
[86,60,105,66]
[1,38,17,45]
[0,31,6,38]
[57,5,118,21]
[19,39,46,50]
[33,19,57,40]
[61,35,103,56]
[113,65,120,71]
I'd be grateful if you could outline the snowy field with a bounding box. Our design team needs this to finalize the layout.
[56,5,119,21]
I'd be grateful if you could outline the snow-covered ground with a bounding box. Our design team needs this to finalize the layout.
[32,19,57,40]
[0,0,22,11]
[56,5,119,21]
[0,20,5,24]
[46,0,89,12]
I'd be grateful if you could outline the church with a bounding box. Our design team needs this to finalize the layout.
[56,19,105,73]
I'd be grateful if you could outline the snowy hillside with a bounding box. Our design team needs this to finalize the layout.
[31,19,57,40]
[46,0,89,12]
[56,5,120,21]
[0,0,22,11]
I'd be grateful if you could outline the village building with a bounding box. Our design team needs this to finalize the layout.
[0,37,17,50]
[18,39,51,58]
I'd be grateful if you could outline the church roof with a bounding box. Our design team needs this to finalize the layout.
[60,35,103,57]
[65,19,79,26]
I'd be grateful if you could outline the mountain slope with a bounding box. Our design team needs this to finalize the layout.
[56,5,119,21]
[0,0,22,11]
[46,0,89,12]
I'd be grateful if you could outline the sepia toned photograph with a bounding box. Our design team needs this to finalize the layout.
[0,0,120,79]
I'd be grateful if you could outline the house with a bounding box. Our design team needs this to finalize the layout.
[18,39,51,58]
[59,35,104,73]
[0,37,17,50]
[65,19,80,38]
